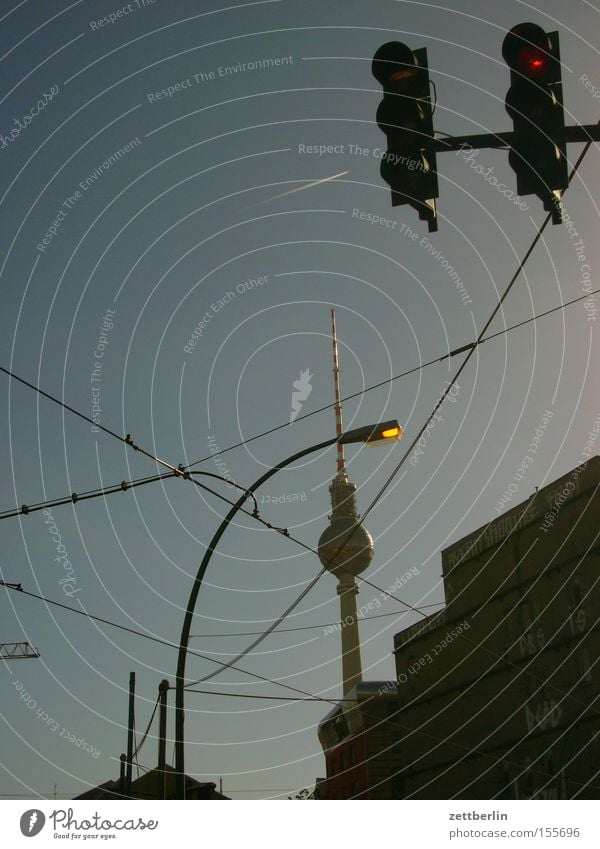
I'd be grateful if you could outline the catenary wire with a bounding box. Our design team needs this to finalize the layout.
[188,604,442,638]
[2,582,594,794]
[3,151,595,773]
[329,140,595,542]
[0,577,343,700]
[0,364,182,476]
[0,470,259,522]
[131,694,160,759]
[184,287,599,468]
[4,274,593,690]
[5,151,598,802]
[2,285,596,495]
[2,286,596,524]
[182,142,594,689]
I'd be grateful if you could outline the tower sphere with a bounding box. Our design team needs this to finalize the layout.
[318,518,374,577]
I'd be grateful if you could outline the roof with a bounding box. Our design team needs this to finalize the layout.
[74,764,229,800]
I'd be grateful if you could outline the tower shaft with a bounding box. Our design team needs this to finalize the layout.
[337,576,363,695]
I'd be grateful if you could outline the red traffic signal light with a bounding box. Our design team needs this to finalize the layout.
[515,47,551,78]
[502,23,567,222]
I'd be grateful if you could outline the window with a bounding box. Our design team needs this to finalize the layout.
[339,750,346,771]
[330,710,349,743]
[520,600,534,630]
[349,744,356,765]
[570,575,582,610]
[579,647,593,683]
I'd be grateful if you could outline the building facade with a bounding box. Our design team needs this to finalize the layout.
[391,456,599,798]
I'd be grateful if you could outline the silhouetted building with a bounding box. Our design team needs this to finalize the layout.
[75,764,228,800]
[391,456,599,798]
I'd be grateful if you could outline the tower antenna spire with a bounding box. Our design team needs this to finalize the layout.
[331,309,346,476]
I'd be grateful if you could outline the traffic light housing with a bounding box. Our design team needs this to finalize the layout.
[503,23,568,223]
[372,41,439,232]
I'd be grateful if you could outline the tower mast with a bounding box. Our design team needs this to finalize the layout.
[331,309,346,476]
[318,311,374,696]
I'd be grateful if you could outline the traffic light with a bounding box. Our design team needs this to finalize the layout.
[372,41,439,232]
[502,23,568,223]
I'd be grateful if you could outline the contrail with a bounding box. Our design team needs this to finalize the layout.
[249,171,349,206]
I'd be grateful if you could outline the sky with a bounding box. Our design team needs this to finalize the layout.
[0,0,598,801]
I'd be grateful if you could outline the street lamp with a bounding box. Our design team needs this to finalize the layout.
[174,419,402,799]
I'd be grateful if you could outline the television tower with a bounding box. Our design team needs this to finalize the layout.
[317,310,374,695]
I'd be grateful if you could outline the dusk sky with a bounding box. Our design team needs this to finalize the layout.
[0,0,598,800]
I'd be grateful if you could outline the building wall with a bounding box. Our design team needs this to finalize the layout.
[390,457,599,799]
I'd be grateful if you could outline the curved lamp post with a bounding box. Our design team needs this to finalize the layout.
[174,419,402,799]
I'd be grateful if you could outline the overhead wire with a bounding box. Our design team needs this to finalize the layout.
[0,469,259,523]
[2,576,596,794]
[184,287,599,468]
[2,136,596,796]
[0,578,353,701]
[131,693,160,759]
[2,288,597,499]
[328,138,596,543]
[188,604,443,638]
[182,140,595,690]
[0,364,180,476]
[3,285,595,689]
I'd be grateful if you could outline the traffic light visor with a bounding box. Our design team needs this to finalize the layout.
[372,41,421,91]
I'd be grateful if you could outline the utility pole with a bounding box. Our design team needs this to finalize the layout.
[158,680,169,800]
[125,672,135,798]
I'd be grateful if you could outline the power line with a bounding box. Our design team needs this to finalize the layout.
[3,157,595,759]
[5,461,432,630]
[0,365,181,476]
[0,472,176,520]
[0,469,258,523]
[189,604,443,638]
[183,141,594,691]
[327,139,595,579]
[3,285,594,496]
[132,694,160,759]
[184,287,599,469]
[183,688,377,702]
[3,285,594,694]
[3,584,595,794]
[0,579,333,700]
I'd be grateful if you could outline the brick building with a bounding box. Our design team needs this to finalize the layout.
[317,681,403,799]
